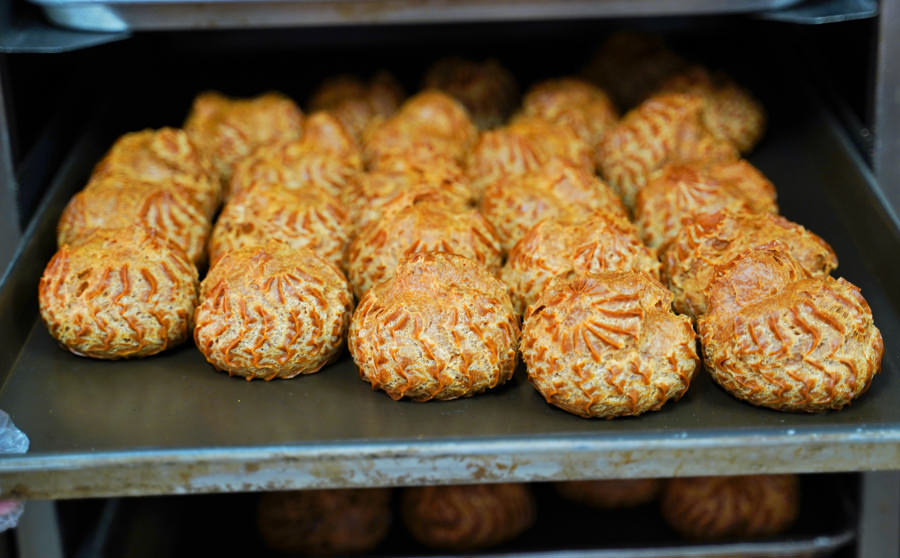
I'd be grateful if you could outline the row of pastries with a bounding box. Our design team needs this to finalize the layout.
[39,32,883,416]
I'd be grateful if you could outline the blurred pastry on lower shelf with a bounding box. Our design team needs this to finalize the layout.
[39,227,198,360]
[521,272,698,418]
[660,475,800,540]
[401,483,536,551]
[194,242,353,381]
[257,488,392,555]
[555,478,661,508]
[349,252,518,401]
[698,247,882,412]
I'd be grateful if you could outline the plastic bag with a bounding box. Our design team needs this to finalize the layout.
[0,410,28,532]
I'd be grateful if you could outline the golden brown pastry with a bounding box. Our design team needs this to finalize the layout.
[89,128,220,217]
[309,72,404,141]
[343,152,474,234]
[596,92,739,207]
[502,211,660,315]
[228,111,361,200]
[57,176,210,264]
[479,158,626,253]
[194,243,353,380]
[362,90,477,165]
[467,116,593,198]
[423,57,518,129]
[660,475,800,540]
[519,77,618,158]
[634,159,777,250]
[207,181,348,268]
[349,252,519,401]
[582,31,688,110]
[184,91,303,183]
[660,66,766,153]
[344,189,502,300]
[663,210,837,318]
[522,272,698,418]
[555,479,661,509]
[39,227,198,359]
[698,248,882,412]
[257,488,391,555]
[401,484,535,551]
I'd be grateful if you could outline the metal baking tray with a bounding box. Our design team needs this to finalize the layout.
[0,78,898,501]
[60,476,855,557]
[31,0,805,33]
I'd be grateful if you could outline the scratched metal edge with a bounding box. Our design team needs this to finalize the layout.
[0,431,897,499]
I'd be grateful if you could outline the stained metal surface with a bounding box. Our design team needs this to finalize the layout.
[0,91,897,500]
[32,0,805,32]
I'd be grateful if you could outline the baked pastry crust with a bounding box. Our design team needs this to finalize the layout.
[634,159,777,249]
[502,211,659,315]
[90,128,220,218]
[698,248,882,412]
[423,57,518,129]
[349,252,519,401]
[184,91,303,183]
[257,489,391,555]
[520,78,618,156]
[207,181,348,269]
[660,66,766,153]
[57,176,211,264]
[194,243,353,380]
[479,158,626,253]
[362,90,477,165]
[597,92,739,207]
[343,152,474,234]
[345,189,502,300]
[663,210,837,318]
[555,479,661,508]
[309,72,404,141]
[660,475,799,540]
[401,484,536,551]
[466,116,593,198]
[228,112,361,200]
[39,227,198,359]
[522,272,698,418]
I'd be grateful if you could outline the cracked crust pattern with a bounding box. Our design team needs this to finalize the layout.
[257,489,391,555]
[89,127,220,218]
[228,112,361,200]
[362,90,477,165]
[698,248,882,412]
[479,158,626,253]
[502,211,659,315]
[194,243,353,380]
[520,77,618,159]
[401,484,536,551]
[634,159,777,250]
[555,479,661,508]
[184,91,303,183]
[423,57,518,129]
[207,182,349,269]
[345,190,502,300]
[660,66,766,153]
[39,227,198,359]
[466,116,594,199]
[349,252,519,401]
[660,475,799,540]
[596,93,739,207]
[663,210,837,318]
[57,176,211,265]
[522,272,698,418]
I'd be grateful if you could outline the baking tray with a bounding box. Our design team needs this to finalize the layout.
[30,0,806,33]
[60,476,855,557]
[0,79,898,500]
